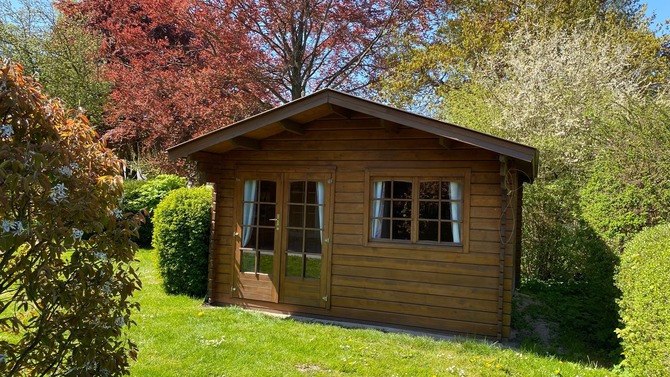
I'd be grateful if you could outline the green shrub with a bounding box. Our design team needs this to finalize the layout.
[152,186,212,297]
[123,174,187,247]
[580,154,670,250]
[616,224,670,376]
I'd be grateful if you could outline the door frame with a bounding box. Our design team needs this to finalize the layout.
[232,165,335,309]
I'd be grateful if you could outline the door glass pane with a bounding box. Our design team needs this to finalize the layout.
[306,181,317,204]
[259,252,273,274]
[305,255,321,279]
[305,205,319,228]
[259,180,276,202]
[258,204,276,226]
[258,228,275,250]
[241,226,257,249]
[288,205,304,227]
[289,182,304,203]
[287,229,303,252]
[241,250,256,273]
[304,230,321,254]
[285,253,303,277]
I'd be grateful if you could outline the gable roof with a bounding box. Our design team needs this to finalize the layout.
[167,88,538,181]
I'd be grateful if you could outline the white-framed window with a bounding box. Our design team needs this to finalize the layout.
[365,169,469,249]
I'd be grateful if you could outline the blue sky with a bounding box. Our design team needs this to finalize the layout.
[644,1,670,29]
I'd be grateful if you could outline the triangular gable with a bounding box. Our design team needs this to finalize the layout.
[167,89,538,180]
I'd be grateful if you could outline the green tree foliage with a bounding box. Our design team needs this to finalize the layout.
[122,175,187,247]
[580,101,670,249]
[152,186,212,297]
[616,224,670,376]
[0,0,110,127]
[0,62,141,376]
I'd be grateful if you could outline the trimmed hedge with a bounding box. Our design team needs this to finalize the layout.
[616,224,670,376]
[152,186,212,297]
[123,174,187,247]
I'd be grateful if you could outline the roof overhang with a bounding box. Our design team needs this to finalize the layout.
[168,89,539,182]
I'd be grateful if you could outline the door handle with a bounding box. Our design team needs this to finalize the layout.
[270,216,280,230]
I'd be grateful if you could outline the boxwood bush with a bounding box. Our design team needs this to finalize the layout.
[123,174,187,247]
[152,186,212,297]
[616,224,670,376]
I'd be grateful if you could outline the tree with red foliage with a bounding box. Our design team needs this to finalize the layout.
[203,0,444,102]
[58,0,443,159]
[58,0,269,158]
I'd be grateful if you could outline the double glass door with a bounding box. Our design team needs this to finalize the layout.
[233,172,331,308]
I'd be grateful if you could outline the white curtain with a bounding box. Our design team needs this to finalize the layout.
[449,182,463,243]
[242,180,257,247]
[371,181,386,239]
[316,182,325,242]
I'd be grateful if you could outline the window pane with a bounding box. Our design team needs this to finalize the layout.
[241,250,255,273]
[442,181,462,201]
[441,221,456,243]
[287,229,303,252]
[305,205,319,228]
[258,204,276,226]
[392,180,412,199]
[392,220,411,240]
[441,202,455,220]
[306,181,317,204]
[285,253,303,277]
[258,252,273,274]
[289,182,305,203]
[288,204,304,227]
[258,228,275,250]
[372,180,392,199]
[419,201,439,220]
[419,220,439,242]
[371,218,390,239]
[305,255,321,279]
[259,180,276,202]
[304,230,321,253]
[393,201,412,218]
[419,181,439,199]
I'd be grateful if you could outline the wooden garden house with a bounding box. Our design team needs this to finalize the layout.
[167,89,538,340]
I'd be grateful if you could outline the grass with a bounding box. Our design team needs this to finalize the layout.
[129,249,615,376]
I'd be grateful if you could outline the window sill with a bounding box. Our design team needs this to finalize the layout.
[365,239,465,252]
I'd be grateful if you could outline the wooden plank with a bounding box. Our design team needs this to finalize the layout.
[471,173,501,184]
[331,286,496,312]
[471,206,502,219]
[335,192,364,203]
[470,218,500,231]
[471,195,502,207]
[335,181,364,193]
[469,241,500,254]
[331,265,499,289]
[334,244,500,265]
[333,213,362,225]
[330,296,497,324]
[470,183,502,195]
[333,224,363,235]
[333,234,363,246]
[332,254,499,278]
[331,275,499,301]
[334,203,363,214]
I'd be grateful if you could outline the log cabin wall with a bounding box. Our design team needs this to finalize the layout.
[195,117,519,339]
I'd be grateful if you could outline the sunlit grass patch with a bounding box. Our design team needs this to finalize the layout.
[128,249,614,376]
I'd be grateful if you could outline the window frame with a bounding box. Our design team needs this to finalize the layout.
[363,168,470,252]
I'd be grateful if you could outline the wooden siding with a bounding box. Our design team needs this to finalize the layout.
[196,118,519,339]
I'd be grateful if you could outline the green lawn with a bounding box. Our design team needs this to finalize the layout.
[129,249,614,376]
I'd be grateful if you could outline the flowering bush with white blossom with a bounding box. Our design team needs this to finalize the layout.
[0,62,142,376]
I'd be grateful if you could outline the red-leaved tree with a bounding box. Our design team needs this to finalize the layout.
[58,0,443,159]
[57,0,269,158]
